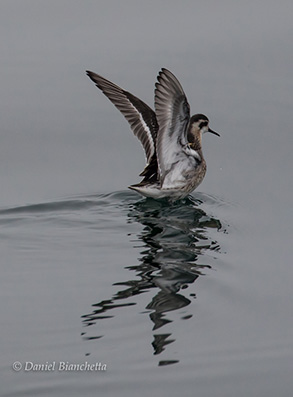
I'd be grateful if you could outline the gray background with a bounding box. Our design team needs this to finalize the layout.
[1,1,293,396]
[1,0,292,209]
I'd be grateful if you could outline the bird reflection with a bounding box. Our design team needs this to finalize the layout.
[82,194,222,365]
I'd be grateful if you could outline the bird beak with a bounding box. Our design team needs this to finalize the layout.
[208,128,220,137]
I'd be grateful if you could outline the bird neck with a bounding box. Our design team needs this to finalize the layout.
[187,129,203,153]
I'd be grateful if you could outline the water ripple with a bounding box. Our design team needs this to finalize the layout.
[0,190,230,364]
[79,190,229,363]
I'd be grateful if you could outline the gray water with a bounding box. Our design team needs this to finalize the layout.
[1,1,293,396]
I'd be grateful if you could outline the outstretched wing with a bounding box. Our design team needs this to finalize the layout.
[86,70,158,164]
[155,68,191,181]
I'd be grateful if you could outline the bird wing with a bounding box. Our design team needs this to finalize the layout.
[86,71,158,164]
[155,68,190,182]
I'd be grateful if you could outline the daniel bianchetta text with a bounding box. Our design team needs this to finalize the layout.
[12,361,107,372]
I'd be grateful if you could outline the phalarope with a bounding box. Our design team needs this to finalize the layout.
[86,68,219,199]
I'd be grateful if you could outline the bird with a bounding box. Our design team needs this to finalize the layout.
[86,68,219,199]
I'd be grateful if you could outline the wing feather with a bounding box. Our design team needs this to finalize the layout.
[86,70,158,164]
[155,68,190,182]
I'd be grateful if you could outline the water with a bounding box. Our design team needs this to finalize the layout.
[1,191,292,396]
[1,1,293,396]
[1,191,227,395]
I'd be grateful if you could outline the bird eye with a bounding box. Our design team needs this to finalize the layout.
[199,121,208,129]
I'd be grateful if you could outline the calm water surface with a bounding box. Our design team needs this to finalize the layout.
[1,190,292,396]
[1,1,293,396]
